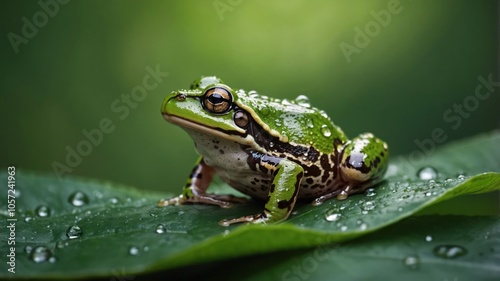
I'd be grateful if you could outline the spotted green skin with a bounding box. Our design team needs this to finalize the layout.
[158,76,389,226]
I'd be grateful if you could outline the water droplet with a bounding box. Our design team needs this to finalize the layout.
[397,207,403,212]
[425,235,433,242]
[340,225,348,232]
[248,90,259,98]
[269,141,275,148]
[319,110,329,119]
[306,119,314,128]
[143,246,149,252]
[425,192,432,197]
[25,216,34,223]
[457,174,466,181]
[30,246,53,263]
[274,119,282,127]
[320,124,332,137]
[359,223,368,230]
[433,245,467,259]
[66,225,83,239]
[35,205,50,217]
[365,188,376,197]
[325,212,342,222]
[68,191,89,207]
[155,224,166,234]
[260,105,270,116]
[129,246,139,255]
[417,167,438,180]
[403,255,419,270]
[109,197,118,204]
[24,245,33,254]
[362,201,376,211]
[295,95,311,107]
[48,256,57,263]
[56,241,68,249]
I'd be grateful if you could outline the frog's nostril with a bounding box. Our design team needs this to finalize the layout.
[176,94,186,101]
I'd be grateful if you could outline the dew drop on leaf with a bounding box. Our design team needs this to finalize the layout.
[417,166,438,180]
[433,245,467,259]
[30,246,54,263]
[155,224,166,234]
[68,191,90,207]
[66,225,83,239]
[109,197,118,204]
[365,188,376,197]
[24,245,33,254]
[324,211,342,222]
[129,246,139,256]
[362,201,376,211]
[403,255,419,270]
[425,235,433,242]
[35,205,50,217]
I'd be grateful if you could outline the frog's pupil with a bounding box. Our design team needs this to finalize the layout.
[209,92,225,104]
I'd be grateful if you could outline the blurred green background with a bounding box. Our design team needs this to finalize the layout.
[1,0,498,195]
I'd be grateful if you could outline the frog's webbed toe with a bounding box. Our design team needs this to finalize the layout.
[157,193,248,209]
[311,181,374,206]
[218,213,268,226]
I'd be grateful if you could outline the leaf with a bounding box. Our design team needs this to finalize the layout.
[0,131,499,279]
[195,215,500,281]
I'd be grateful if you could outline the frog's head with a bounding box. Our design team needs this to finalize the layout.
[162,76,259,146]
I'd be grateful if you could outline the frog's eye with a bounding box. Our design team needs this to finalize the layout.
[233,110,249,129]
[202,87,233,114]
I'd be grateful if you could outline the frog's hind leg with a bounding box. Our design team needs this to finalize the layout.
[158,156,249,209]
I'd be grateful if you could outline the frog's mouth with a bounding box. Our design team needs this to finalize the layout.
[163,113,266,152]
[162,113,232,137]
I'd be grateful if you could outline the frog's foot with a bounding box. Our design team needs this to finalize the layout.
[218,213,268,227]
[311,188,344,206]
[157,193,248,209]
[312,181,376,206]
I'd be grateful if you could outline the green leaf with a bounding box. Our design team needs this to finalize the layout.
[198,215,500,281]
[0,131,499,279]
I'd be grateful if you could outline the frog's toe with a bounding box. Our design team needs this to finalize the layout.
[157,196,184,207]
[209,194,250,204]
[218,213,268,227]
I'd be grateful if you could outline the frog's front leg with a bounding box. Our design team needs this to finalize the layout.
[219,154,304,226]
[313,133,389,205]
[158,156,248,209]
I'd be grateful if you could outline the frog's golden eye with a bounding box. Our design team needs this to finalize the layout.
[233,110,249,128]
[202,87,233,114]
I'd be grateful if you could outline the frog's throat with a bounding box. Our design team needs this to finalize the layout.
[163,113,267,153]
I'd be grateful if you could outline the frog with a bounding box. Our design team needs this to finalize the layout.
[158,76,389,226]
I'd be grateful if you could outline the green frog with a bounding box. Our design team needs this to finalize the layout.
[158,76,389,226]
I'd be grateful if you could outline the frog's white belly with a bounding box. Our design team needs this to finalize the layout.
[185,129,271,200]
